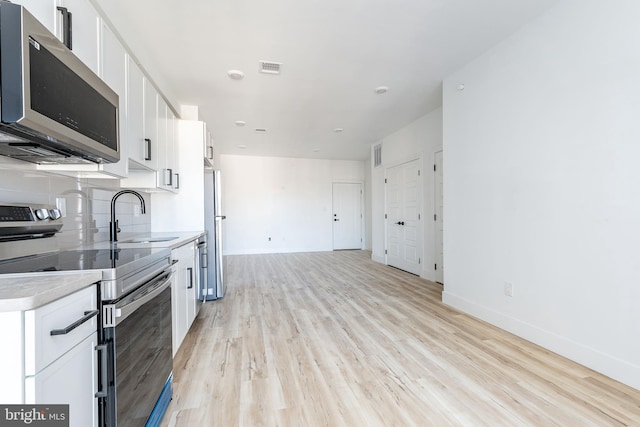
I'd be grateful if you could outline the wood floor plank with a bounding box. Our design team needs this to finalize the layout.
[162,251,640,426]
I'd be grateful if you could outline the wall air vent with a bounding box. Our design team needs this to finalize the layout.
[374,143,382,167]
[255,128,267,133]
[259,61,282,75]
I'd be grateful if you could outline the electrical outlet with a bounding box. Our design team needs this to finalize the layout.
[504,282,514,297]
[268,237,271,241]
[134,205,141,216]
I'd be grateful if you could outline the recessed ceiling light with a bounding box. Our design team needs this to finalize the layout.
[333,128,344,133]
[227,70,245,80]
[238,145,247,149]
[235,120,246,126]
[374,86,389,94]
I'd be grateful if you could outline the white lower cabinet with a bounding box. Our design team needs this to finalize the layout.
[25,333,98,427]
[0,285,99,427]
[171,240,197,356]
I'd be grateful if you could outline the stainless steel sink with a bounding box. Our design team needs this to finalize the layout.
[118,236,179,244]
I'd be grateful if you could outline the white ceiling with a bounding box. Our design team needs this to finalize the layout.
[96,0,560,161]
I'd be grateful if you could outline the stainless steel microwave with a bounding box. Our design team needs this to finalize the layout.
[0,1,119,164]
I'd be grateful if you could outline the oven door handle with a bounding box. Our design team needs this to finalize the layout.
[115,271,172,325]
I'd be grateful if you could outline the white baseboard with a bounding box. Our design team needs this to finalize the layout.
[442,291,640,391]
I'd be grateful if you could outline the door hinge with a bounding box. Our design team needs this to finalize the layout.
[418,214,421,220]
[435,263,437,270]
[385,178,387,184]
[385,249,388,255]
[385,214,387,219]
[433,164,436,172]
[419,258,421,264]
[434,214,437,221]
[418,169,421,176]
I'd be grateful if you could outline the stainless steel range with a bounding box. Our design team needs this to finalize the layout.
[0,203,174,427]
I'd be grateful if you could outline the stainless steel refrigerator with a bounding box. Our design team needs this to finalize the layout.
[203,169,225,300]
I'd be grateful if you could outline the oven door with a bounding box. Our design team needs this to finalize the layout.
[99,269,173,427]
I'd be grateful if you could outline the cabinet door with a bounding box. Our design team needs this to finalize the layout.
[205,127,215,166]
[12,1,58,34]
[171,241,196,355]
[143,77,160,172]
[99,20,127,178]
[60,0,100,75]
[184,244,196,328]
[127,58,147,168]
[24,333,98,427]
[156,100,171,189]
[167,109,180,193]
[171,251,186,356]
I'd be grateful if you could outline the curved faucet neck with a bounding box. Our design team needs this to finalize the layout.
[110,190,146,242]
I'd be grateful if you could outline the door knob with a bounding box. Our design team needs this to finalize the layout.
[334,218,340,221]
[395,221,405,225]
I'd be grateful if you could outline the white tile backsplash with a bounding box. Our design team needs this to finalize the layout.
[0,163,151,250]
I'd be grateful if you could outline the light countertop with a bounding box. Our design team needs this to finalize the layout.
[0,270,102,312]
[0,231,205,312]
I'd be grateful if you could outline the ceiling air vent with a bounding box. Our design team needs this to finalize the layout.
[374,144,382,167]
[259,61,282,75]
[255,128,267,133]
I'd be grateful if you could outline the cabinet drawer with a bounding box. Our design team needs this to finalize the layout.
[24,285,98,375]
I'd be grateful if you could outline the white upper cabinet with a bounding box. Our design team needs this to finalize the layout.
[15,0,180,184]
[156,99,169,189]
[58,0,100,75]
[97,20,128,178]
[12,1,57,34]
[127,59,149,169]
[167,108,180,193]
[14,0,99,74]
[204,126,214,168]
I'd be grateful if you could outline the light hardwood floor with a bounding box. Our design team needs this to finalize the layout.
[161,250,640,426]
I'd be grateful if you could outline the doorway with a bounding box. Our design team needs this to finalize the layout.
[386,159,422,275]
[332,182,363,250]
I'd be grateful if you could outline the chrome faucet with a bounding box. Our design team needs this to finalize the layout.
[110,190,146,242]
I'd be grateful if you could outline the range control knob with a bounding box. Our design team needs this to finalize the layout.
[49,208,62,220]
[34,208,50,220]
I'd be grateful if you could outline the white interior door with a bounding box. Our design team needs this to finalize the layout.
[386,159,421,275]
[434,151,444,283]
[332,183,362,250]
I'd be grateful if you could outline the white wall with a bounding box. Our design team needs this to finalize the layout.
[220,155,365,255]
[370,108,443,279]
[443,0,640,390]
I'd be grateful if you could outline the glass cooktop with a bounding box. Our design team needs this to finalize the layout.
[0,248,164,274]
